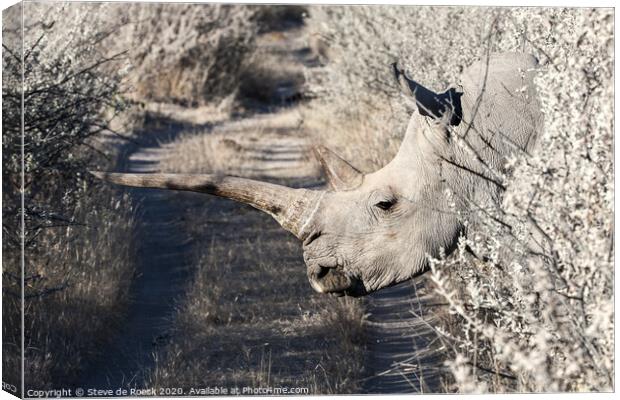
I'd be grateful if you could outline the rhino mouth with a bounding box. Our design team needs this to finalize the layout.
[307,265,367,297]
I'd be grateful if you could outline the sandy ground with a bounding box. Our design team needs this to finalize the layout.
[364,279,447,393]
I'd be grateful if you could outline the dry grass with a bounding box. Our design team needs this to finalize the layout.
[141,102,231,127]
[105,3,260,107]
[3,2,140,392]
[2,185,137,390]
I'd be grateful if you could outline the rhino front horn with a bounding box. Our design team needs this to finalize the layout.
[313,145,363,191]
[90,171,322,239]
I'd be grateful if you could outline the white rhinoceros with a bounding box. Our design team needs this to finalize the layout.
[94,53,543,296]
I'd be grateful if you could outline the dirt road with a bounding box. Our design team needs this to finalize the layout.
[79,119,203,390]
[363,278,446,393]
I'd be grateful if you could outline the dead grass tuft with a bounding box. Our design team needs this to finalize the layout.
[2,185,137,389]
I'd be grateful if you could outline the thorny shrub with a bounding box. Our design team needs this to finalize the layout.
[107,3,260,106]
[307,6,613,392]
[14,2,263,107]
[2,3,135,389]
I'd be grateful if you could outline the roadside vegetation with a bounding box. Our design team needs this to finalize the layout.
[2,3,135,391]
[2,1,277,391]
[305,6,613,393]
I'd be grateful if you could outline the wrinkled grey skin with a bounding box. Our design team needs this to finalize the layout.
[94,53,543,297]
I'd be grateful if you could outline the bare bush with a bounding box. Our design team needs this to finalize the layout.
[306,6,613,392]
[108,3,259,106]
[2,2,136,389]
[18,2,263,108]
[430,9,613,393]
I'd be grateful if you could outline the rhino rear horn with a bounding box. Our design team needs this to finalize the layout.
[392,62,462,126]
[313,145,363,191]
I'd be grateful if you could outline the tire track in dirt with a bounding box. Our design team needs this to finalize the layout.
[363,277,447,393]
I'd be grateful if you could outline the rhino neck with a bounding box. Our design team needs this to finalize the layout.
[393,52,543,210]
[388,113,505,217]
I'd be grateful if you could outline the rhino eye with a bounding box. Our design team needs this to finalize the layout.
[375,199,396,211]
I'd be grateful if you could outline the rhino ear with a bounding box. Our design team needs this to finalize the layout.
[313,145,363,191]
[392,62,462,126]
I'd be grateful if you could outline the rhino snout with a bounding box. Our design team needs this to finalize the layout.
[307,264,350,293]
[306,264,367,297]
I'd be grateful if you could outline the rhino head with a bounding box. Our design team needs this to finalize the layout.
[94,53,543,296]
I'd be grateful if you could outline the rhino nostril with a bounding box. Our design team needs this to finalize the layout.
[316,265,330,279]
[307,264,352,294]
